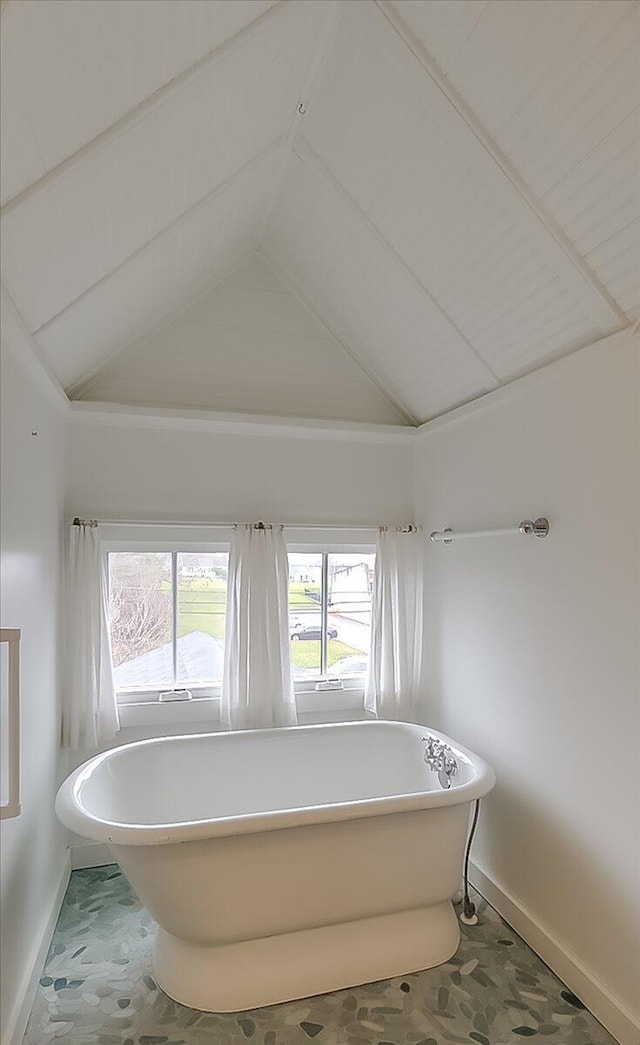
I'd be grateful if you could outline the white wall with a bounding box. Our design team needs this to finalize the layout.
[64,414,413,763]
[0,329,68,1044]
[66,415,414,526]
[415,330,639,1043]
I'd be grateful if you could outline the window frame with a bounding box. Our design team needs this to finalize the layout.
[103,526,375,723]
[104,533,232,706]
[286,544,375,703]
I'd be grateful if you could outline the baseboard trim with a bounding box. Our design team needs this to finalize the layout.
[470,861,639,1045]
[5,849,71,1045]
[70,842,114,869]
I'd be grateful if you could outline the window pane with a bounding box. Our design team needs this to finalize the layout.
[327,554,374,676]
[177,553,228,684]
[109,553,172,689]
[288,553,322,679]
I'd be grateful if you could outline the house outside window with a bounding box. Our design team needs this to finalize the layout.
[105,532,375,722]
[288,552,374,681]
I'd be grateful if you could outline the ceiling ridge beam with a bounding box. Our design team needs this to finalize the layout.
[259,248,418,426]
[293,140,501,391]
[0,0,293,217]
[0,283,69,410]
[374,0,627,332]
[258,0,344,245]
[31,139,285,338]
[67,248,258,399]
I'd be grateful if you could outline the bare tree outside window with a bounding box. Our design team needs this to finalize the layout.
[108,551,229,693]
[109,553,172,667]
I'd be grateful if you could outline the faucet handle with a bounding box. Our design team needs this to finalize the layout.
[421,734,459,788]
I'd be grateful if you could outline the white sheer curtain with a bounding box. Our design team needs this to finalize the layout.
[63,521,119,750]
[221,524,297,730]
[365,527,424,721]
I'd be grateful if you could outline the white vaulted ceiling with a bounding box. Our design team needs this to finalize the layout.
[1,0,638,426]
[79,254,407,423]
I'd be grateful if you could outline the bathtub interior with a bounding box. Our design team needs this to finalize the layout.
[77,722,478,829]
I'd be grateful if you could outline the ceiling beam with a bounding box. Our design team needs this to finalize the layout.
[259,0,344,244]
[417,323,639,437]
[0,0,292,217]
[0,284,69,410]
[292,140,502,392]
[260,248,419,426]
[375,0,627,334]
[67,248,257,399]
[68,400,416,444]
[32,139,285,338]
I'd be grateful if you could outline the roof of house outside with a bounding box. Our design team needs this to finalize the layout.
[114,631,223,688]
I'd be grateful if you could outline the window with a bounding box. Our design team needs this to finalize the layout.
[288,551,374,685]
[108,551,228,700]
[106,537,375,715]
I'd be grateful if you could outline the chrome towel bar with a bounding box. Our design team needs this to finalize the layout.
[430,518,549,543]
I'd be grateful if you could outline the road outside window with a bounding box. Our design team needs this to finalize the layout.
[288,552,374,682]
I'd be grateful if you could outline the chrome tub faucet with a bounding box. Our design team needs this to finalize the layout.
[421,735,459,789]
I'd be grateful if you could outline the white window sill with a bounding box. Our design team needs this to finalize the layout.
[118,687,367,729]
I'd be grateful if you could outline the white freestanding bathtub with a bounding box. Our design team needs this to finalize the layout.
[56,721,495,1012]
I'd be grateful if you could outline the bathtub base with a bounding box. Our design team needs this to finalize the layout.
[153,901,460,1012]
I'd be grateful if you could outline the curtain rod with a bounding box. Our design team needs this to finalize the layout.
[430,518,549,543]
[72,518,391,532]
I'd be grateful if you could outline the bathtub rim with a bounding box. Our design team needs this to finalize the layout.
[56,720,495,846]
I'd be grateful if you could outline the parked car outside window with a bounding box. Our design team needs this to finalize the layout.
[290,620,339,642]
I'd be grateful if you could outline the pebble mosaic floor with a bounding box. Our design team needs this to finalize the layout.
[23,865,617,1045]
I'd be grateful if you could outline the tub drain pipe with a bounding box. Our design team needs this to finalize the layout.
[459,799,480,926]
